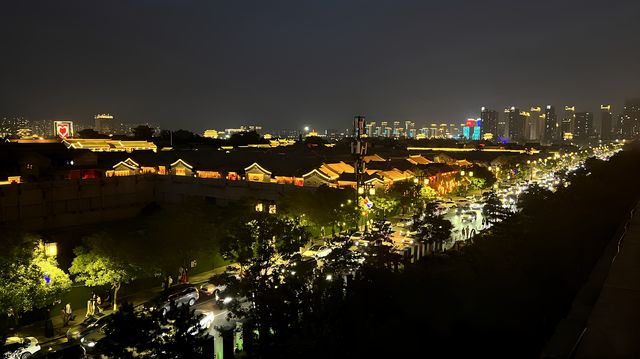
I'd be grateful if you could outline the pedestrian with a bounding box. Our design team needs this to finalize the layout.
[85,299,93,318]
[65,303,74,322]
[96,296,103,313]
[167,275,173,287]
[61,308,68,327]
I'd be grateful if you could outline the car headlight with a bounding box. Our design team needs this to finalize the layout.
[87,341,96,348]
[223,297,233,304]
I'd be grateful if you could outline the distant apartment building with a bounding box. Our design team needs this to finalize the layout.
[561,106,575,141]
[600,105,613,140]
[621,98,640,138]
[94,114,114,135]
[544,105,558,144]
[573,112,593,143]
[480,107,499,141]
[505,107,525,143]
[525,106,545,142]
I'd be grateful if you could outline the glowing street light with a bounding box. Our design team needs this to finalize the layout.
[44,242,58,257]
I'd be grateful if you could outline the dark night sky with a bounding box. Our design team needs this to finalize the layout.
[1,0,639,132]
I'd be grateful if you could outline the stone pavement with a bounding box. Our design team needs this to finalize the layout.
[10,264,231,346]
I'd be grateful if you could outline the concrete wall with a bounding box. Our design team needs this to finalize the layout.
[0,175,313,230]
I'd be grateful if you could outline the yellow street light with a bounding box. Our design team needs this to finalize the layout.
[358,187,364,195]
[44,242,58,257]
[369,187,376,195]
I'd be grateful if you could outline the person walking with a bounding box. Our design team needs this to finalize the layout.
[65,303,74,322]
[85,299,92,318]
[61,308,68,327]
[96,296,103,313]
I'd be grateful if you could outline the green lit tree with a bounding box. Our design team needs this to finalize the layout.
[0,234,71,317]
[69,233,141,311]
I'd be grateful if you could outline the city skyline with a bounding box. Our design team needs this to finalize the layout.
[1,0,639,131]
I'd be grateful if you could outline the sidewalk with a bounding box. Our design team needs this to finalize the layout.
[10,264,231,345]
[575,204,640,358]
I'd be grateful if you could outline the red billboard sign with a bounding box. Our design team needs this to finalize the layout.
[54,121,73,138]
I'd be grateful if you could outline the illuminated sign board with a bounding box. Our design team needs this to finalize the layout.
[53,121,73,138]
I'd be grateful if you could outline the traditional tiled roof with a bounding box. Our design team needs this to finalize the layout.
[363,154,386,162]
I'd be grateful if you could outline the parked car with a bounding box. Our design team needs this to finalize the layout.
[150,284,199,316]
[66,313,110,341]
[470,202,484,210]
[3,336,40,359]
[461,211,477,223]
[302,244,333,258]
[79,326,106,353]
[349,231,364,241]
[31,342,86,359]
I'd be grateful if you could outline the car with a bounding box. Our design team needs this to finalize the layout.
[150,284,200,316]
[461,211,477,223]
[302,244,332,258]
[349,231,364,241]
[3,336,40,359]
[470,202,484,210]
[31,342,86,359]
[401,238,414,246]
[396,217,413,228]
[200,281,227,297]
[66,313,110,341]
[79,326,106,353]
[191,309,215,333]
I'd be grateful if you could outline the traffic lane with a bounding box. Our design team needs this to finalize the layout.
[193,296,238,332]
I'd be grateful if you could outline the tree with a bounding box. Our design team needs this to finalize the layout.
[413,202,453,253]
[69,233,141,311]
[388,181,421,215]
[228,131,267,147]
[373,192,399,220]
[77,128,108,138]
[134,204,223,278]
[277,186,358,235]
[221,213,310,272]
[420,186,438,202]
[0,234,71,317]
[220,213,313,354]
[98,301,211,359]
[132,125,155,140]
[483,192,510,225]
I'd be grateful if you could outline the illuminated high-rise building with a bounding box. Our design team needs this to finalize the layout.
[462,119,481,140]
[94,114,114,135]
[392,121,401,137]
[543,105,558,144]
[600,105,613,140]
[506,107,524,143]
[621,98,640,138]
[574,112,593,143]
[480,107,499,141]
[404,120,416,138]
[527,106,544,141]
[561,106,575,140]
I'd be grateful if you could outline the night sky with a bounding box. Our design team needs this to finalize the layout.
[1,0,639,132]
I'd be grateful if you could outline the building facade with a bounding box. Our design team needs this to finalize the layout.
[600,105,613,140]
[480,107,499,141]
